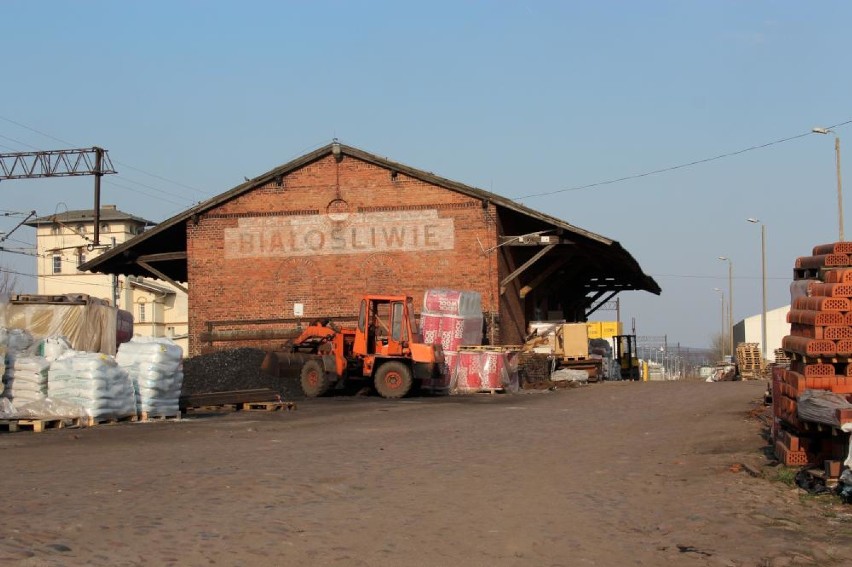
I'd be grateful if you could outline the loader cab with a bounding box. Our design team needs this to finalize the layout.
[354,295,413,358]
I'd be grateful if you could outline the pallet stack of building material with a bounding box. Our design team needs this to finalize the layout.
[773,241,852,468]
[451,348,519,394]
[420,289,483,390]
[773,348,791,368]
[736,343,765,380]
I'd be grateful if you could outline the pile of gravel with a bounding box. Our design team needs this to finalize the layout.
[182,348,305,399]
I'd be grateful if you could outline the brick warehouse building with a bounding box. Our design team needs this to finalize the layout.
[82,142,660,356]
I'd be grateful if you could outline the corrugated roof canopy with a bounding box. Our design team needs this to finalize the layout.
[80,143,660,299]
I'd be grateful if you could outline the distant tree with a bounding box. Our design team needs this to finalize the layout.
[710,333,726,363]
[0,267,19,297]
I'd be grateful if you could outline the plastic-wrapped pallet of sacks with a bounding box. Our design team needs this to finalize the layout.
[1,328,34,398]
[36,335,73,362]
[48,352,136,421]
[6,328,34,353]
[2,355,50,404]
[116,336,183,418]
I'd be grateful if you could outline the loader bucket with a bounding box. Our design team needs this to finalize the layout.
[260,351,281,377]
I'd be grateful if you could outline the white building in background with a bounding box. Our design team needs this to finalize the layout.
[25,205,189,354]
[733,305,791,361]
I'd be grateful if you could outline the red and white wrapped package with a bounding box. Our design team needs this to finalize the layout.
[451,351,484,392]
[419,313,443,345]
[438,315,483,351]
[450,351,519,394]
[423,289,482,317]
[481,351,519,392]
[442,351,459,382]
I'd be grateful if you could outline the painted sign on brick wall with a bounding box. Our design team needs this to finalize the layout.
[224,209,454,259]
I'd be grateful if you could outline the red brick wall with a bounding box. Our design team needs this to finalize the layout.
[187,154,507,355]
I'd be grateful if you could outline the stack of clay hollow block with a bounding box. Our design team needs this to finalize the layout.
[773,242,852,466]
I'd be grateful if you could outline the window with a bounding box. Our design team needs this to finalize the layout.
[50,224,61,235]
[139,303,146,322]
[76,224,86,234]
[358,300,366,332]
[77,252,86,267]
[52,255,62,274]
[391,302,403,341]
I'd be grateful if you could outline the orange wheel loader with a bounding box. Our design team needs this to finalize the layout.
[261,295,445,398]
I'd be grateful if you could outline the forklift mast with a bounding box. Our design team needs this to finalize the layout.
[613,334,641,381]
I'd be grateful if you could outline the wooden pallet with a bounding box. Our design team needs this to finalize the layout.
[559,355,591,362]
[82,414,138,427]
[139,412,182,422]
[0,417,83,433]
[184,404,241,412]
[459,345,523,353]
[241,401,297,411]
[790,352,852,364]
[452,388,506,395]
[794,267,821,280]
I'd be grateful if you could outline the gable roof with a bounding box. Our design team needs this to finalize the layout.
[26,206,152,227]
[80,142,660,295]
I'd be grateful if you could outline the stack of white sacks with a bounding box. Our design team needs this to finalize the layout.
[0,329,184,421]
[48,352,136,421]
[1,328,42,404]
[116,336,184,418]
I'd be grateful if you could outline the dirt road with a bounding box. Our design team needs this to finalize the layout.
[0,380,850,566]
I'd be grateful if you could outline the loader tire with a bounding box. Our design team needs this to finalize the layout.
[300,359,332,397]
[374,361,413,399]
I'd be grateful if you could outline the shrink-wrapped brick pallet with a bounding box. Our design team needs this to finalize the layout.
[773,241,852,468]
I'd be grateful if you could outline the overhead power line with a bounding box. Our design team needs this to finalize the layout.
[0,115,210,197]
[513,119,852,201]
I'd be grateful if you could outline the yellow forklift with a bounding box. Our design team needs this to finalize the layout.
[613,334,641,381]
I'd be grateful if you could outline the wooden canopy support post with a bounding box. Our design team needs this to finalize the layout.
[519,254,572,299]
[500,244,556,295]
[137,260,189,294]
[585,290,618,318]
[137,252,188,263]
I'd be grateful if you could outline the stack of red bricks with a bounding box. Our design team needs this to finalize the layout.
[774,241,852,466]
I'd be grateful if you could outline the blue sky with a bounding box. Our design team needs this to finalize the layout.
[1,1,850,348]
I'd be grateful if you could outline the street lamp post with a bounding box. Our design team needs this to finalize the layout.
[813,127,844,241]
[718,256,734,358]
[747,218,768,361]
[714,288,725,361]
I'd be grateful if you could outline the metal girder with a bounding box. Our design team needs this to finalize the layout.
[0,147,116,179]
[0,147,116,246]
